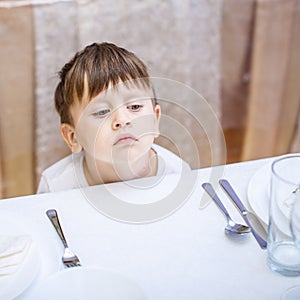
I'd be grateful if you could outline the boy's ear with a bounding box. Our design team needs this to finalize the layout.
[60,123,83,153]
[154,104,161,138]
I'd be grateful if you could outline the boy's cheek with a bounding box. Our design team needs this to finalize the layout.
[75,122,103,150]
[131,114,158,138]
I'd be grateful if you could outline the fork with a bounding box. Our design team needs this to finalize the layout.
[46,209,81,268]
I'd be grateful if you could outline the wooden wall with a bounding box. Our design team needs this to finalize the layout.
[221,0,300,163]
[0,0,222,199]
[0,5,35,198]
[1,0,300,198]
[242,0,300,160]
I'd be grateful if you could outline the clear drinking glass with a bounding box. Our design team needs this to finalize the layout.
[267,155,300,276]
[281,193,300,298]
[281,286,300,300]
[291,193,300,250]
[281,190,300,300]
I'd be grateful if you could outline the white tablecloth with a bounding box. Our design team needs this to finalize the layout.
[1,156,299,299]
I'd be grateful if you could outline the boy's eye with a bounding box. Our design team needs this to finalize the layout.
[127,104,143,112]
[92,109,111,117]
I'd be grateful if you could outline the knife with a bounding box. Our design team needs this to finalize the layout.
[219,179,267,250]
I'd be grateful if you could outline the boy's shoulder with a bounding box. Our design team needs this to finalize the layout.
[37,152,87,193]
[41,152,83,178]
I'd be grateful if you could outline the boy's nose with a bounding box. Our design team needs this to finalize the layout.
[111,109,131,130]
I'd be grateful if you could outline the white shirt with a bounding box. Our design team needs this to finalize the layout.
[37,144,191,193]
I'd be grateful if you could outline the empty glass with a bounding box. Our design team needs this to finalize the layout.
[281,194,300,297]
[281,286,300,300]
[291,192,300,250]
[267,155,300,277]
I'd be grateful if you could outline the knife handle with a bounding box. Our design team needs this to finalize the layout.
[249,227,267,249]
[219,179,267,250]
[219,179,246,213]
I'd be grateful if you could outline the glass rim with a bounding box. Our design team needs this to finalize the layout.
[271,154,300,186]
[281,285,300,299]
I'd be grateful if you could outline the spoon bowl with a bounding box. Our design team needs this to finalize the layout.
[225,220,251,235]
[202,183,251,236]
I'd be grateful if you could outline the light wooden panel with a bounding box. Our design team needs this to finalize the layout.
[242,0,300,160]
[0,6,35,198]
[277,0,300,154]
[221,0,255,163]
[283,0,300,153]
[0,140,3,198]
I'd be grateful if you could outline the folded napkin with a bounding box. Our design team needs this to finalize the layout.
[0,235,32,276]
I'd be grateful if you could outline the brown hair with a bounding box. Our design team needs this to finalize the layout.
[54,42,156,124]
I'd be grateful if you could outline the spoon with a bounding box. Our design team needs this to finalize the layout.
[202,182,251,235]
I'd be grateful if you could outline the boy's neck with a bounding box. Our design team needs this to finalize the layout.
[82,148,158,185]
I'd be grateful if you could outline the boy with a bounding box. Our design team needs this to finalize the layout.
[37,42,190,193]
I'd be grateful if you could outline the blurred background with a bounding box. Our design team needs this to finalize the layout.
[0,0,299,199]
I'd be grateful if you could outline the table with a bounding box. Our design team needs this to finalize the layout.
[1,156,299,299]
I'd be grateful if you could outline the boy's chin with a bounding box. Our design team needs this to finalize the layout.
[111,148,150,162]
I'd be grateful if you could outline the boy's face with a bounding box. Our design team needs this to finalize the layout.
[63,82,161,167]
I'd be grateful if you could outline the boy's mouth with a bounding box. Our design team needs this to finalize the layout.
[113,134,138,146]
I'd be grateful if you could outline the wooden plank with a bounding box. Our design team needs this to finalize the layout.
[221,0,255,129]
[0,6,35,198]
[283,0,300,153]
[221,0,255,163]
[0,138,3,198]
[242,0,300,160]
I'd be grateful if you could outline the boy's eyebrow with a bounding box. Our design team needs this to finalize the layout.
[126,96,152,102]
[86,100,110,111]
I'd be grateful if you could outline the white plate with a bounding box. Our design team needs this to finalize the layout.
[0,210,60,299]
[30,267,147,300]
[0,213,40,299]
[247,163,271,225]
[247,161,296,226]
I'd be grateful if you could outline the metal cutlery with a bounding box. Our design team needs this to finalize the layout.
[46,209,81,268]
[202,183,251,236]
[219,179,267,250]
